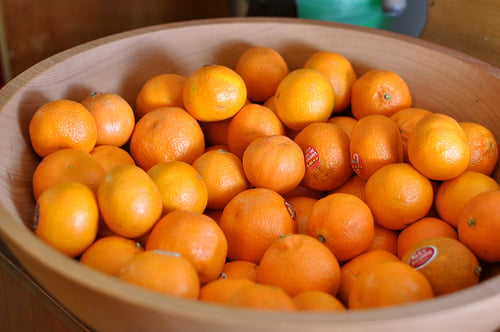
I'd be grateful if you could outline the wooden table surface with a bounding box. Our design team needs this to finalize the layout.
[0,1,499,331]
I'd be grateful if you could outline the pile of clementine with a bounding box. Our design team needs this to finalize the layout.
[28,46,500,311]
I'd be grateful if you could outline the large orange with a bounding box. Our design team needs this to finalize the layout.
[242,135,305,195]
[129,106,205,171]
[434,170,499,228]
[307,193,374,262]
[457,190,500,262]
[274,68,335,131]
[234,46,289,103]
[348,261,434,309]
[32,148,105,201]
[80,235,143,276]
[29,99,97,157]
[97,164,162,238]
[397,217,458,259]
[192,149,250,210]
[145,210,227,284]
[81,91,135,147]
[364,163,434,230]
[226,103,285,159]
[350,69,412,120]
[218,188,297,264]
[407,112,471,181]
[135,73,186,119]
[402,237,481,295]
[183,64,247,122]
[337,249,400,305]
[118,250,200,299]
[147,161,208,214]
[460,121,499,176]
[294,122,352,191]
[303,51,357,113]
[349,114,404,180]
[34,182,99,257]
[257,234,341,297]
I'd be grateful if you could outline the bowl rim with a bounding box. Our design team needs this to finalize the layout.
[0,16,499,329]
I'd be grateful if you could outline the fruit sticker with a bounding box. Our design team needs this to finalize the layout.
[351,152,363,175]
[304,146,320,169]
[407,246,437,270]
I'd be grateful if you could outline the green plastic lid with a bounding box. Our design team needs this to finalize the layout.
[296,0,393,30]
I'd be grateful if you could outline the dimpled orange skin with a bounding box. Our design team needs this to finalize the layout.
[97,164,163,239]
[183,64,247,122]
[34,182,99,257]
[29,99,97,158]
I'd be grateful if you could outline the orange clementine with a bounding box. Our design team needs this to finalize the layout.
[390,107,433,161]
[242,135,305,195]
[349,114,404,180]
[458,190,500,262]
[129,106,205,171]
[350,69,412,120]
[145,210,227,284]
[29,99,97,158]
[327,115,358,138]
[307,193,374,262]
[220,260,258,281]
[303,51,357,113]
[81,91,135,147]
[135,73,186,119]
[218,188,297,264]
[407,112,471,181]
[226,103,285,159]
[199,278,255,304]
[274,68,335,131]
[32,148,105,201]
[338,249,400,305]
[97,164,162,238]
[402,237,481,295]
[192,149,250,210]
[434,170,499,227]
[226,283,297,311]
[293,290,346,311]
[80,235,143,276]
[285,196,317,235]
[234,46,289,103]
[147,161,208,214]
[294,122,352,191]
[330,174,367,202]
[118,250,200,299]
[460,121,499,176]
[397,217,458,259]
[257,234,341,296]
[183,64,247,122]
[364,163,434,230]
[34,182,99,257]
[348,261,434,309]
[89,145,136,173]
[366,223,399,256]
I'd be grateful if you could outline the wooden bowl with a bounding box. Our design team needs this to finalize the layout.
[0,17,499,332]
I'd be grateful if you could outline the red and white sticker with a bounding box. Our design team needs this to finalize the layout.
[304,146,320,169]
[407,246,437,270]
[351,152,363,175]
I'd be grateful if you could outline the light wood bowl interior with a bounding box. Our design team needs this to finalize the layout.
[0,18,499,332]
